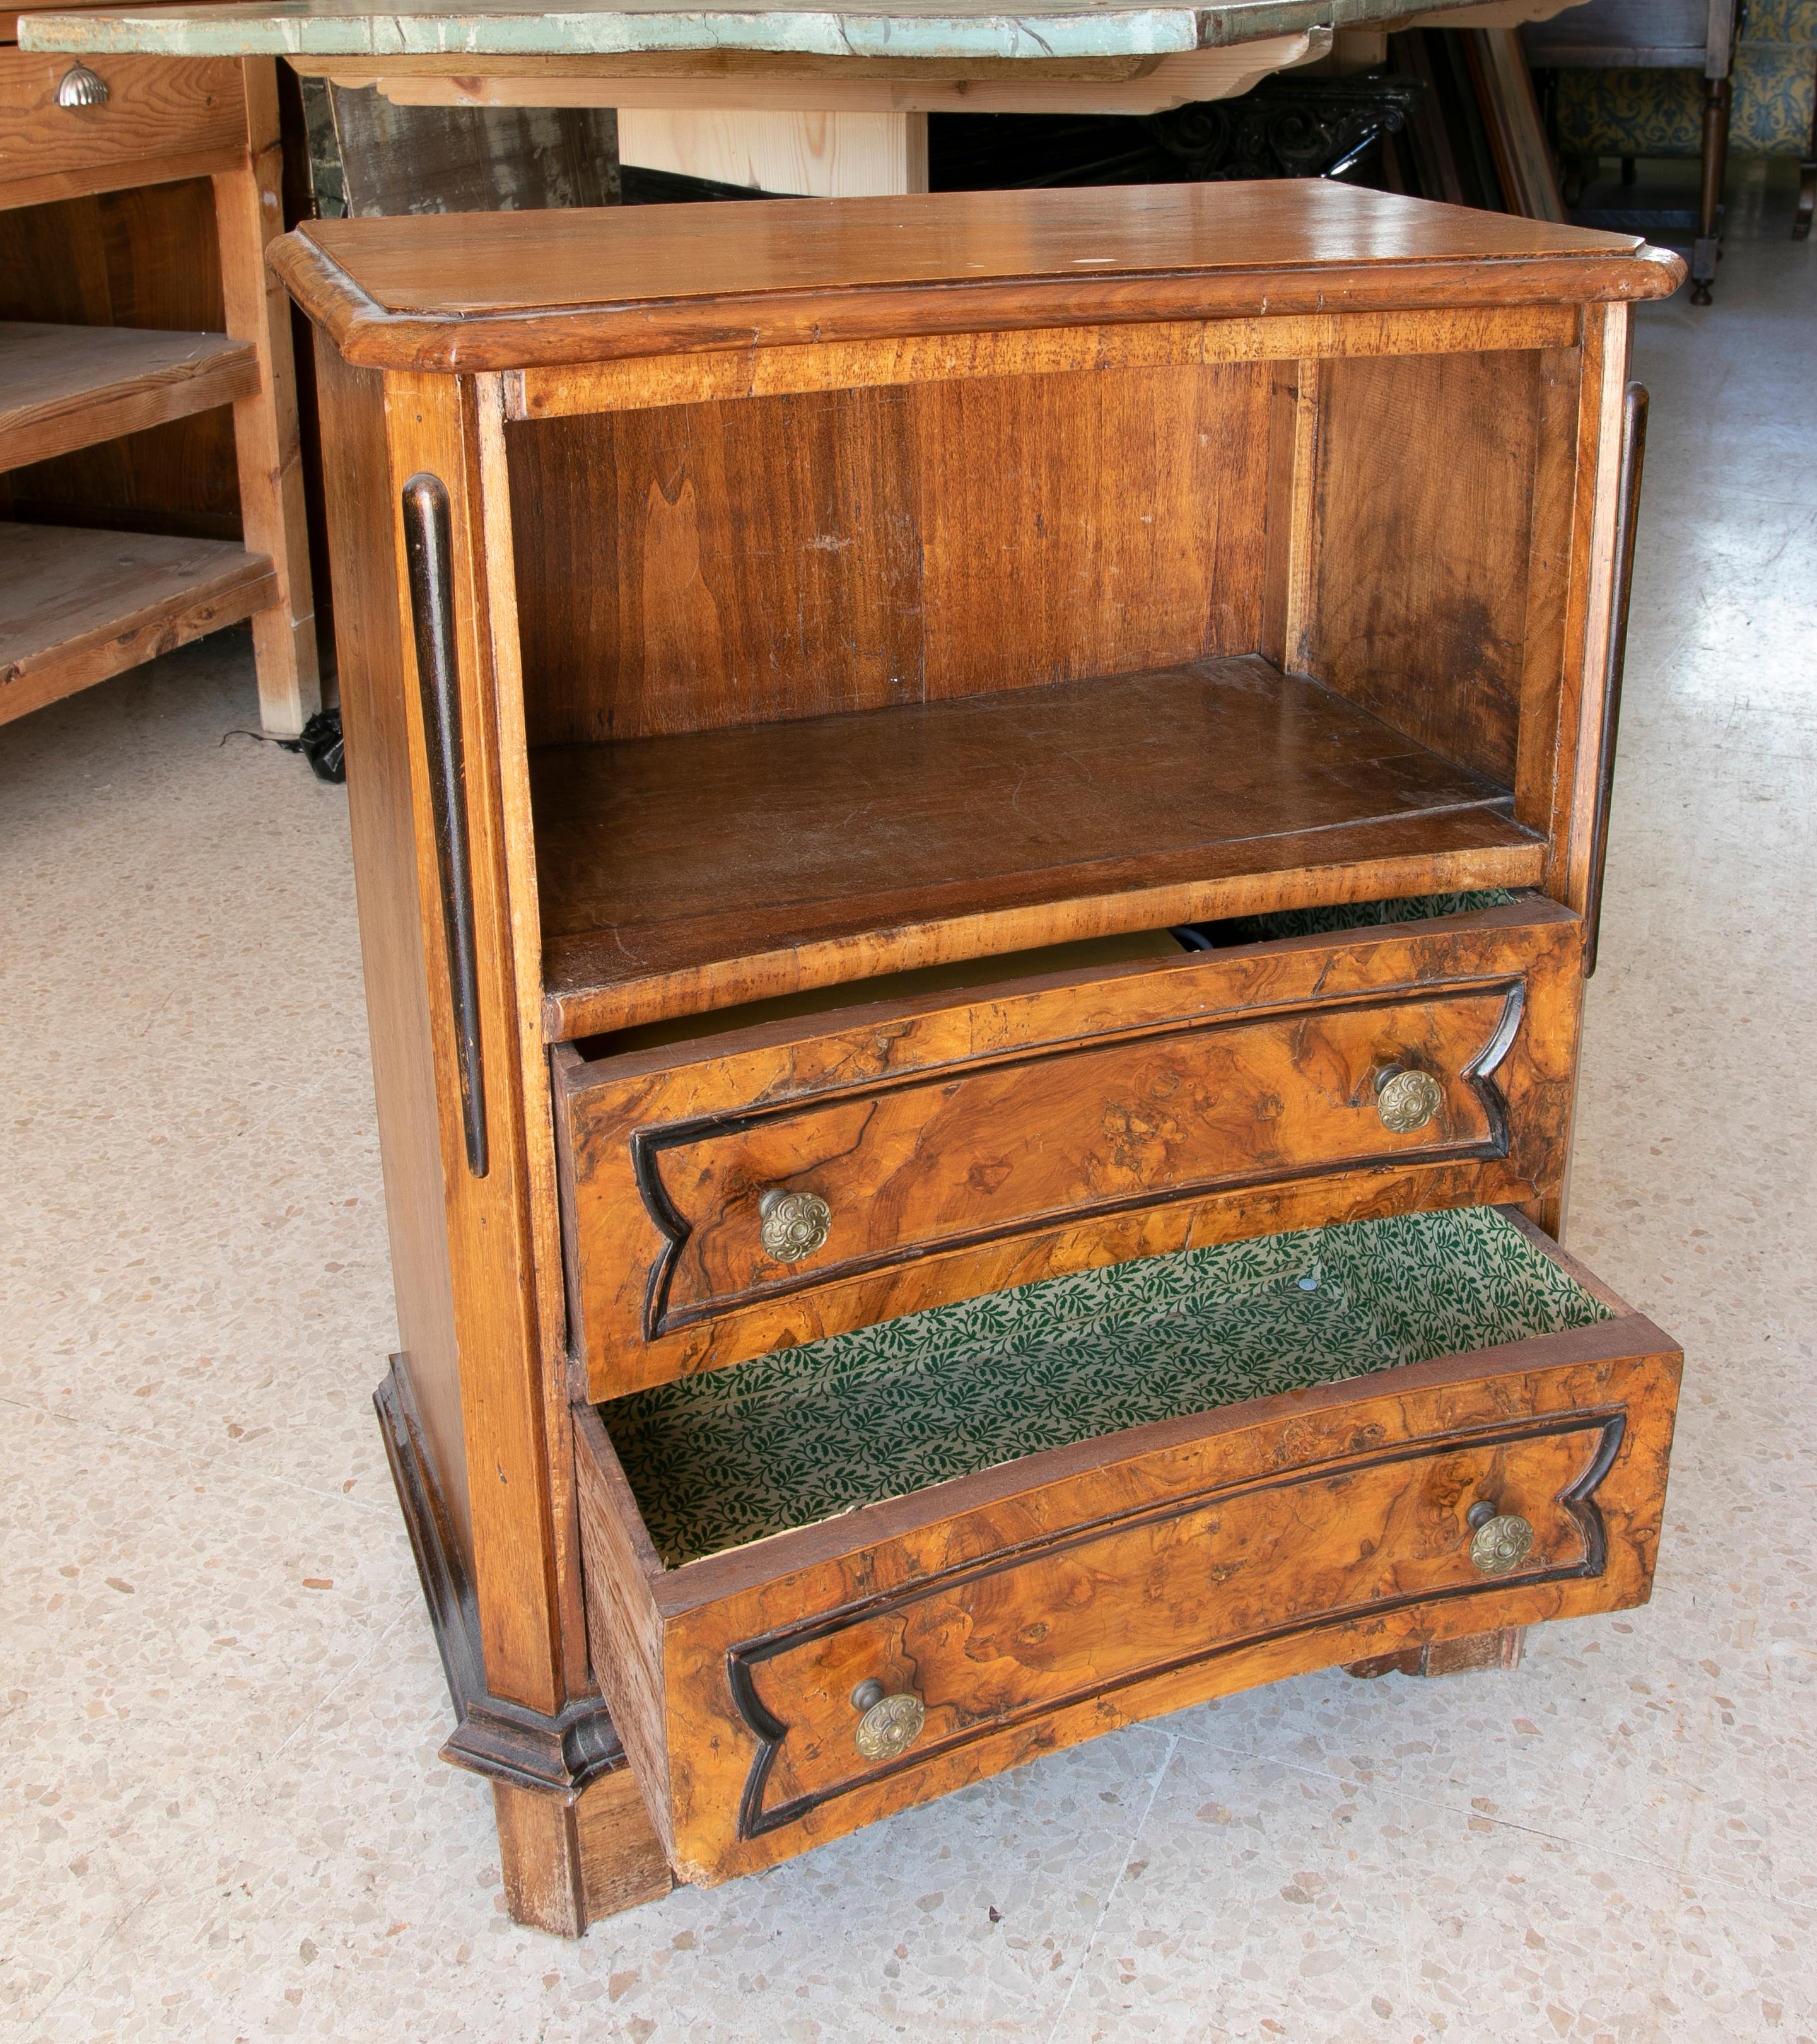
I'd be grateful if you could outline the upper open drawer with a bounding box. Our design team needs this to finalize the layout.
[553,893,1586,1401]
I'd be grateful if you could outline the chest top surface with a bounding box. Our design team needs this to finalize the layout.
[271,182,1683,372]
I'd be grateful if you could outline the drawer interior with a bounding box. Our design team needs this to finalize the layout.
[600,1204,1612,1568]
[1184,885,1518,949]
[578,888,1521,1060]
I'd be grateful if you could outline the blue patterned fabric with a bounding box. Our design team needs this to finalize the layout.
[1553,6,1817,158]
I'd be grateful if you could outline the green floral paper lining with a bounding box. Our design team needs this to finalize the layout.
[1199,888,1517,946]
[602,1206,1610,1568]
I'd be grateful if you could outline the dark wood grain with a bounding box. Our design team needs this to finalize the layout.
[314,340,474,1560]
[511,380,926,746]
[573,1767,674,1924]
[1345,1624,1525,1679]
[644,986,1518,1329]
[1305,349,1548,786]
[573,1403,678,1861]
[270,183,1685,373]
[375,1355,670,1932]
[532,657,1541,1037]
[742,1417,1613,1829]
[1511,344,1584,837]
[276,181,1678,1925]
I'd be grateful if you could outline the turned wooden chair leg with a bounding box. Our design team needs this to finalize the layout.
[1796,64,1816,242]
[1345,1627,1526,1680]
[1691,74,1732,305]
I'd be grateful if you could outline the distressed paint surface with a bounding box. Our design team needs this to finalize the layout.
[22,0,1469,61]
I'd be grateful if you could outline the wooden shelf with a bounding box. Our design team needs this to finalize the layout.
[0,322,260,474]
[532,654,1546,1039]
[0,522,276,724]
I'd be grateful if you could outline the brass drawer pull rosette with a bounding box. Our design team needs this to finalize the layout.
[1374,1065,1445,1135]
[850,1678,926,1761]
[759,1187,832,1263]
[1466,1498,1535,1575]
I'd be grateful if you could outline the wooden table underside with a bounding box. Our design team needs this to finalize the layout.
[26,0,1591,193]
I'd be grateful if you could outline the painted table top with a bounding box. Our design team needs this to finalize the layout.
[18,0,1514,62]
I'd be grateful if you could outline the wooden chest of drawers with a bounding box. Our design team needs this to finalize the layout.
[273,182,1685,1934]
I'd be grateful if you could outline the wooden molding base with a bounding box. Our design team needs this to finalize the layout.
[1343,1626,1528,1680]
[375,1359,673,1932]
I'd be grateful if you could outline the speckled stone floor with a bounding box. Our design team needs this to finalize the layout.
[3,166,1814,2043]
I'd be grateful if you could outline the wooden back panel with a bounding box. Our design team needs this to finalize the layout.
[509,360,1271,745]
[0,178,241,541]
[1299,346,1572,791]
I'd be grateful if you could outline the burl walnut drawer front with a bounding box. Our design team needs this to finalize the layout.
[571,1227,1680,1884]
[0,52,245,189]
[555,899,1585,1399]
[739,1414,1615,1833]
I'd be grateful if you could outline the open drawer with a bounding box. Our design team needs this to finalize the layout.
[573,1205,1680,1885]
[554,896,1586,1401]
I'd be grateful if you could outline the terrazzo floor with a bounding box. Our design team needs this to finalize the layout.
[3,165,1814,2043]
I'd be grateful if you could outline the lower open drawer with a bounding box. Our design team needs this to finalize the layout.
[573,1206,1680,1886]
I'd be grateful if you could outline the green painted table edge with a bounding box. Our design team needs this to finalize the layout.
[21,0,1468,62]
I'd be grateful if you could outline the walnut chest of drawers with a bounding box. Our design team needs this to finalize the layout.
[273,181,1685,1930]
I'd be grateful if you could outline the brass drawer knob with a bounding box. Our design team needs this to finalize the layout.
[759,1187,831,1263]
[56,64,110,108]
[1374,1066,1444,1135]
[1466,1500,1535,1575]
[851,1681,926,1762]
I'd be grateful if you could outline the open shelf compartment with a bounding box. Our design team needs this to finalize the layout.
[506,334,1582,1043]
[534,656,1543,1040]
[0,521,275,726]
[0,322,259,475]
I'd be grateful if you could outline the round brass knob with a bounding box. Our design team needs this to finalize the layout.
[1374,1066,1444,1135]
[854,1690,926,1763]
[1468,1509,1535,1575]
[56,63,110,108]
[758,1187,831,1263]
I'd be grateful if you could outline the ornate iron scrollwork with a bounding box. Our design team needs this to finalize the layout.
[1145,76,1425,184]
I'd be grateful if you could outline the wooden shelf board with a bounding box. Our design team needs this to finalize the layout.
[0,323,260,475]
[532,655,1546,1040]
[0,522,276,724]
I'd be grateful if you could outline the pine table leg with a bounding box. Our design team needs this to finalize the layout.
[214,57,320,736]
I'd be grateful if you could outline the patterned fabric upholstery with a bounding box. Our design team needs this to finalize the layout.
[603,1206,1611,1568]
[1553,3,1817,157]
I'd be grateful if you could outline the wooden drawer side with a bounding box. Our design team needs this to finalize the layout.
[572,1406,677,1861]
